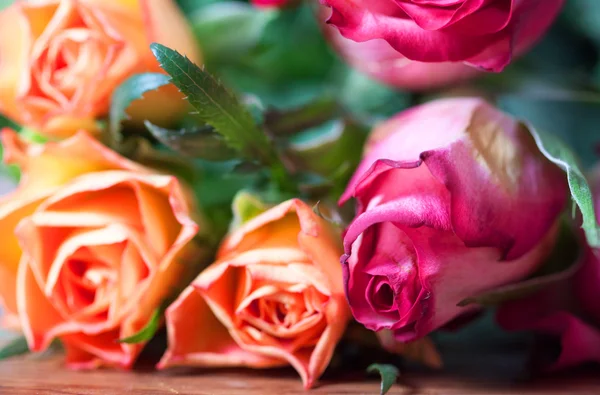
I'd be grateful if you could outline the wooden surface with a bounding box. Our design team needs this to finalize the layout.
[0,353,599,395]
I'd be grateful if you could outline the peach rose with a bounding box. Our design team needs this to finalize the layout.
[159,199,351,389]
[0,129,203,368]
[0,0,202,138]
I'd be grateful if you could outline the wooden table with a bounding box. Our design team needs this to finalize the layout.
[0,352,598,394]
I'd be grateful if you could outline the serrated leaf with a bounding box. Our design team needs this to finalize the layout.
[458,221,581,307]
[145,121,238,161]
[367,363,400,395]
[118,309,161,344]
[150,43,279,166]
[525,123,600,248]
[0,336,30,360]
[109,73,171,144]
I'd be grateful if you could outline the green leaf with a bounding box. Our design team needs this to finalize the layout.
[145,121,238,161]
[109,72,171,144]
[525,124,600,248]
[0,115,21,181]
[458,220,581,307]
[0,114,19,130]
[119,137,198,186]
[0,336,30,360]
[264,96,340,136]
[118,309,161,344]
[367,363,400,395]
[150,43,279,166]
[190,2,275,66]
[231,190,268,229]
[0,143,20,182]
[20,127,48,144]
[176,0,221,15]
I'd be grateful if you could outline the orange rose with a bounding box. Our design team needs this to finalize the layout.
[0,129,203,368]
[159,199,351,388]
[0,0,201,138]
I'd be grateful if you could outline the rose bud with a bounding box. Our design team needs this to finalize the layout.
[0,129,204,368]
[159,199,351,389]
[0,0,201,138]
[498,167,600,368]
[339,97,568,342]
[321,0,564,76]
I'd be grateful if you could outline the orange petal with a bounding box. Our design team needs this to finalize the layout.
[294,200,346,296]
[140,0,201,66]
[0,3,31,124]
[17,255,65,351]
[219,199,303,257]
[159,286,283,369]
[42,115,102,139]
[0,197,42,317]
[1,129,146,196]
[61,329,136,369]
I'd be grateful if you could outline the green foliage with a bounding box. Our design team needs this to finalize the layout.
[190,2,275,66]
[118,309,161,344]
[109,73,171,144]
[0,336,29,360]
[0,0,13,11]
[145,122,238,161]
[151,43,280,167]
[526,124,600,249]
[366,363,400,395]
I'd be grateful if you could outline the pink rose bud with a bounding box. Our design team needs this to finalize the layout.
[321,0,564,75]
[340,98,568,342]
[498,166,600,368]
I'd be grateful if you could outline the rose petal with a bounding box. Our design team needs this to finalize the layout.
[0,4,31,123]
[159,286,284,369]
[323,0,510,65]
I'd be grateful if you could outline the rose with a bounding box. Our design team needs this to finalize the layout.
[323,20,479,91]
[0,0,202,138]
[498,167,600,368]
[339,98,568,342]
[321,0,564,73]
[158,199,350,389]
[0,129,202,368]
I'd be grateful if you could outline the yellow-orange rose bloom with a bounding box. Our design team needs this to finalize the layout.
[159,199,351,388]
[0,129,202,368]
[0,0,201,138]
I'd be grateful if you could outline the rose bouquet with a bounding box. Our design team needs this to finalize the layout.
[0,0,599,392]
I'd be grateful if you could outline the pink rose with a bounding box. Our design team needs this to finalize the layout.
[498,167,600,368]
[323,20,479,91]
[321,0,565,72]
[340,98,568,341]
